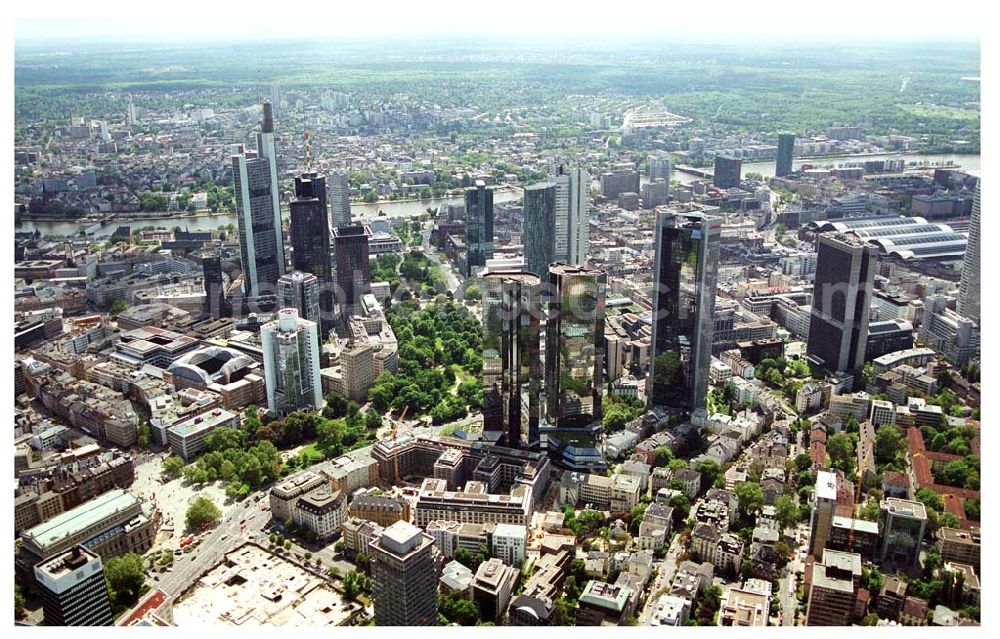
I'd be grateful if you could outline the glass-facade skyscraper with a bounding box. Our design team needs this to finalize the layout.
[482,271,542,449]
[290,172,334,334]
[648,210,721,415]
[776,133,796,177]
[233,100,284,297]
[544,263,605,429]
[464,180,494,276]
[957,178,980,324]
[522,181,556,278]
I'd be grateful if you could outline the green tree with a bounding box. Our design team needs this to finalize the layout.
[775,494,799,530]
[162,455,185,478]
[108,298,128,315]
[185,496,221,531]
[875,424,904,466]
[734,482,764,522]
[14,583,25,619]
[136,420,151,447]
[826,432,855,475]
[104,553,146,608]
[697,460,721,492]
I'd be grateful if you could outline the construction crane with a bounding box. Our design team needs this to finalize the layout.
[391,405,410,486]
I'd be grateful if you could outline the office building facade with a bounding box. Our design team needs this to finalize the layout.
[35,546,113,626]
[465,180,495,275]
[553,166,589,267]
[713,155,742,189]
[807,233,877,374]
[957,178,980,324]
[289,172,334,332]
[648,210,721,414]
[522,182,557,278]
[482,271,542,448]
[261,308,322,417]
[775,133,795,177]
[333,224,372,322]
[233,100,284,297]
[277,271,322,328]
[328,171,352,229]
[544,263,606,429]
[371,521,438,626]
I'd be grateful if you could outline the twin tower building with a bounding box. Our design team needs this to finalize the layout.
[484,200,721,470]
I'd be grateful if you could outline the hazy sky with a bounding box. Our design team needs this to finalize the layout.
[15,1,982,44]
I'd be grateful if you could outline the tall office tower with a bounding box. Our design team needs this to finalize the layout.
[544,263,606,429]
[277,271,322,327]
[482,271,542,449]
[202,252,231,319]
[806,233,877,374]
[371,521,438,626]
[465,180,495,276]
[957,178,980,324]
[553,166,590,266]
[775,133,796,177]
[599,166,640,200]
[522,181,556,278]
[648,155,673,182]
[270,84,281,112]
[647,210,721,415]
[290,172,334,333]
[333,224,372,322]
[328,171,352,229]
[260,308,322,417]
[713,155,742,189]
[804,550,862,626]
[34,546,113,626]
[232,101,284,297]
[809,470,838,560]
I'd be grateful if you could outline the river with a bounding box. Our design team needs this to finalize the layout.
[18,153,979,238]
[17,187,523,239]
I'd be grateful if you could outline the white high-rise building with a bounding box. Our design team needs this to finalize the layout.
[261,308,322,417]
[553,166,590,266]
[328,172,352,229]
[957,178,980,324]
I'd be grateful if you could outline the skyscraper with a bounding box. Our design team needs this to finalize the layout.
[328,172,352,229]
[713,155,742,189]
[34,546,113,626]
[648,155,673,182]
[333,224,372,322]
[957,178,980,324]
[807,233,877,374]
[261,308,322,417]
[482,271,542,449]
[544,263,606,429]
[277,271,322,327]
[201,252,231,319]
[776,133,796,177]
[553,166,589,267]
[233,100,284,297]
[522,181,556,278]
[371,521,438,626]
[290,172,334,333]
[809,470,838,560]
[465,180,494,276]
[647,210,721,415]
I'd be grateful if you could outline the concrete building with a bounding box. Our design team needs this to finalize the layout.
[371,521,438,626]
[473,558,518,623]
[809,471,838,559]
[957,179,980,323]
[491,523,527,567]
[805,550,862,626]
[292,488,346,540]
[166,408,239,461]
[807,233,877,374]
[269,470,328,523]
[34,546,113,626]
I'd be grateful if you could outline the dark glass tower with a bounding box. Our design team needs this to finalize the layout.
[522,182,556,278]
[648,210,721,415]
[713,155,742,189]
[544,263,605,429]
[776,133,796,177]
[464,180,494,276]
[807,233,877,374]
[202,252,231,319]
[482,271,542,449]
[290,172,334,333]
[333,224,372,323]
